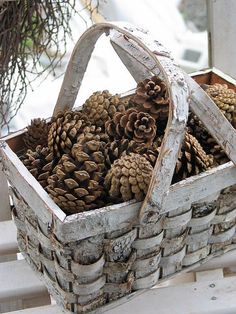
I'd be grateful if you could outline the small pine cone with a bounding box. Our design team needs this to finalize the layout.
[104,138,139,168]
[47,133,106,215]
[23,118,50,150]
[209,143,229,165]
[48,110,89,157]
[173,133,213,183]
[130,76,169,120]
[187,112,229,165]
[104,153,153,202]
[202,83,236,124]
[82,90,129,127]
[20,145,55,188]
[187,112,212,153]
[105,108,157,145]
[135,143,161,167]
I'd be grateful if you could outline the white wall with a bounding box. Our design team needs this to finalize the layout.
[208,0,236,79]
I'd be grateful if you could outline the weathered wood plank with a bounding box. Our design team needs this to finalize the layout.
[196,249,236,272]
[102,276,236,314]
[0,259,50,312]
[0,220,18,256]
[5,271,236,314]
[4,305,63,314]
[0,259,49,302]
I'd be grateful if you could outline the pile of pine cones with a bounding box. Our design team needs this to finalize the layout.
[20,77,236,215]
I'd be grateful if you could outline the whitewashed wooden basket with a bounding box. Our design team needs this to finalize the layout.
[1,22,236,314]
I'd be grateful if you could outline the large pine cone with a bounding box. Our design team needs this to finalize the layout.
[20,145,55,188]
[173,133,214,183]
[134,131,213,182]
[105,108,157,145]
[48,110,89,158]
[47,133,106,215]
[130,76,169,120]
[24,118,50,150]
[104,153,153,202]
[82,90,129,127]
[203,83,236,125]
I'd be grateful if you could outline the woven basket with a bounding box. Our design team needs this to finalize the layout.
[1,22,236,314]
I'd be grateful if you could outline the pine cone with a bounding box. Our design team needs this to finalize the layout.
[82,90,129,127]
[48,110,89,158]
[47,133,106,215]
[104,153,153,202]
[209,142,229,165]
[20,145,55,188]
[23,118,50,150]
[187,112,212,153]
[105,108,157,145]
[104,138,139,168]
[173,133,214,183]
[203,83,236,124]
[187,112,229,165]
[135,143,161,167]
[130,76,169,120]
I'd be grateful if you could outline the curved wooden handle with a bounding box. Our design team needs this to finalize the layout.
[111,32,236,166]
[54,22,190,224]
[109,24,190,223]
[54,22,167,116]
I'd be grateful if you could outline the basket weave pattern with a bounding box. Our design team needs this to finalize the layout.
[10,185,236,312]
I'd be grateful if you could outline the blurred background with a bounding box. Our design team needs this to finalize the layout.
[5,0,209,133]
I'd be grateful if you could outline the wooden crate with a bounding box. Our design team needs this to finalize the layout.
[1,22,236,314]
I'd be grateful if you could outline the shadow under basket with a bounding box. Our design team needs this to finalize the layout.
[1,22,236,314]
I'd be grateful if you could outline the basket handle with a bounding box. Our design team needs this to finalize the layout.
[54,22,173,115]
[110,30,236,166]
[54,22,190,225]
